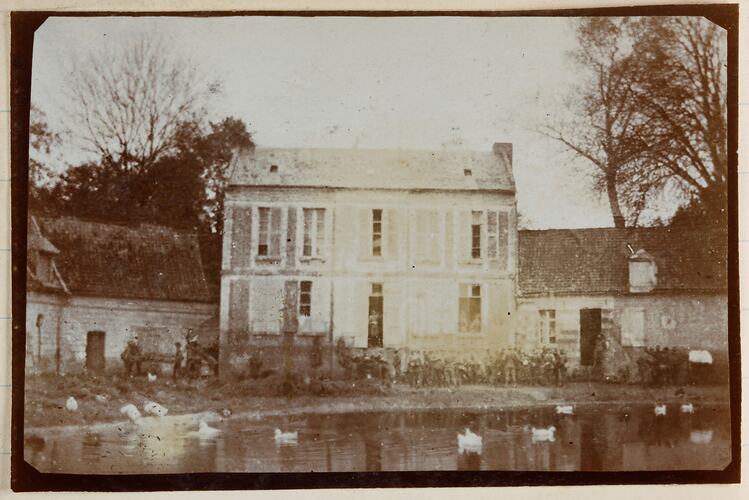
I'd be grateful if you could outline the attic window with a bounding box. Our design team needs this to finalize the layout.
[464,169,472,176]
[270,164,279,173]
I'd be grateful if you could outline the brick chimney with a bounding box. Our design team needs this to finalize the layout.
[492,142,512,165]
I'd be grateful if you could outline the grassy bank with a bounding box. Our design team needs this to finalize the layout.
[23,372,730,430]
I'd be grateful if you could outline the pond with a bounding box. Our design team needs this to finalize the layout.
[25,403,731,474]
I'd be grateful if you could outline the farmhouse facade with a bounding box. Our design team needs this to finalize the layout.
[26,215,215,374]
[220,145,518,373]
[516,227,728,371]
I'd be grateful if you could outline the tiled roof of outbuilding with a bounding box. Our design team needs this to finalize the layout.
[518,226,728,296]
[228,145,515,192]
[31,215,213,303]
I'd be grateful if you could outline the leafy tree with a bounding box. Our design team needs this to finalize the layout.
[28,105,62,211]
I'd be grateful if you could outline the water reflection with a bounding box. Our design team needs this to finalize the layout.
[27,403,731,474]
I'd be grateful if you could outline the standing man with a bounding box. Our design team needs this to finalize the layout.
[172,341,184,381]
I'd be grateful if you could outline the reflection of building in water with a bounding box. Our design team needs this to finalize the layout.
[457,450,482,471]
[363,436,383,471]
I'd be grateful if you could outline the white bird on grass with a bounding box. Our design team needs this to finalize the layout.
[120,403,142,422]
[143,401,169,417]
[274,428,299,445]
[555,405,574,415]
[530,426,556,443]
[680,403,695,414]
[457,428,483,453]
[95,394,109,403]
[147,373,157,382]
[65,396,78,412]
[654,404,667,416]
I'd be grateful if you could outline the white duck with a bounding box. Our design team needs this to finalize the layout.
[457,428,483,453]
[530,426,556,443]
[680,403,695,414]
[120,403,142,422]
[555,405,574,415]
[147,373,157,382]
[690,430,713,444]
[654,404,667,416]
[65,396,78,412]
[195,420,220,438]
[274,428,299,445]
[143,401,169,417]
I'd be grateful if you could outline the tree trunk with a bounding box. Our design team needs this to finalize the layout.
[606,174,626,228]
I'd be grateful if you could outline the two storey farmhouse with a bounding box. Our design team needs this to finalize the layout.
[220,144,517,374]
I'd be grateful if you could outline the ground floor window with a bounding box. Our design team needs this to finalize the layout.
[459,284,481,333]
[299,280,312,317]
[539,309,557,344]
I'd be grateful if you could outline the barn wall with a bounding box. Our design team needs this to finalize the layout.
[25,292,215,374]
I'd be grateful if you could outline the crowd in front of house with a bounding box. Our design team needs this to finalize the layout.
[115,326,718,390]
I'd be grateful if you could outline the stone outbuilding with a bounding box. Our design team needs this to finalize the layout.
[516,226,728,371]
[25,214,216,374]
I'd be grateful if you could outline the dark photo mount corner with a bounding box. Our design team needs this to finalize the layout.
[8,3,741,491]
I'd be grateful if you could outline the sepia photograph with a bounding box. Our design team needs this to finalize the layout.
[11,7,738,489]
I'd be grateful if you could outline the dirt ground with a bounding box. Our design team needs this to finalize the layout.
[23,372,731,430]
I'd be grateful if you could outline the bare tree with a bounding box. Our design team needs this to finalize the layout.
[540,18,645,228]
[66,34,212,172]
[626,17,727,221]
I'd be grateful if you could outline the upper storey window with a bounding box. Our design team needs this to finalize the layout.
[372,209,383,257]
[257,207,282,258]
[303,208,326,259]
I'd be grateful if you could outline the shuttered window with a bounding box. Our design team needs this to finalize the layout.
[303,208,326,258]
[299,281,312,317]
[258,207,283,258]
[486,209,509,269]
[372,209,383,257]
[459,284,482,333]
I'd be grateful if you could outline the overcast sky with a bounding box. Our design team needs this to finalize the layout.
[32,15,631,229]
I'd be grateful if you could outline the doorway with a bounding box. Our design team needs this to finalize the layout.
[579,309,601,366]
[368,283,383,348]
[86,331,106,373]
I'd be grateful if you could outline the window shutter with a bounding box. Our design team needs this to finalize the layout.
[229,279,250,339]
[358,208,370,260]
[487,210,498,260]
[231,206,252,269]
[459,211,470,262]
[286,207,296,267]
[386,208,399,259]
[497,211,509,270]
[282,280,299,333]
[270,207,283,256]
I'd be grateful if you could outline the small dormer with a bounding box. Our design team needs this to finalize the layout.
[28,216,65,291]
[629,248,657,293]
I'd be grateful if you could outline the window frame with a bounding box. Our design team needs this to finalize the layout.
[539,309,557,344]
[299,280,312,317]
[257,206,271,257]
[302,207,326,259]
[458,283,482,334]
[372,208,383,257]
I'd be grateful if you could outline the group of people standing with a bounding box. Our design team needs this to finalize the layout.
[120,333,215,381]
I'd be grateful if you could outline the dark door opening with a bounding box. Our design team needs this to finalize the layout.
[86,331,106,373]
[368,283,384,348]
[579,308,601,366]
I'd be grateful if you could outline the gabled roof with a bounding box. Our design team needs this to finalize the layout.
[518,226,728,297]
[31,215,213,303]
[228,145,515,192]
